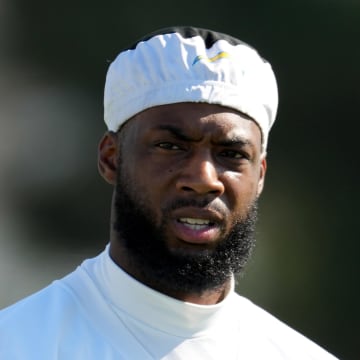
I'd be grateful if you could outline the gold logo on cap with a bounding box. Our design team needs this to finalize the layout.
[192,51,230,66]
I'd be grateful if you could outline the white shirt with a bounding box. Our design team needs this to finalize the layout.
[0,246,338,359]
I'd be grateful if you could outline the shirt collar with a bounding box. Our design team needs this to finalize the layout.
[89,245,236,337]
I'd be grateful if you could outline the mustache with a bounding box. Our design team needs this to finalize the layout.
[162,197,227,216]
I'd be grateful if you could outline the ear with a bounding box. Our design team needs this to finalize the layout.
[98,132,119,185]
[256,155,267,197]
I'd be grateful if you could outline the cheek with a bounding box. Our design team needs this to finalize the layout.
[223,173,260,209]
[128,148,175,179]
[120,161,170,216]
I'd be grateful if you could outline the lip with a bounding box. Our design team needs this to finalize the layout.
[170,207,223,245]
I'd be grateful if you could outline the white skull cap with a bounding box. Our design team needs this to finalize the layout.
[104,26,278,151]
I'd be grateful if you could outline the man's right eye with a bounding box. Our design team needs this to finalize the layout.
[156,142,181,150]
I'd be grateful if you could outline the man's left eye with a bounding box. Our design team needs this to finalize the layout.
[220,150,244,159]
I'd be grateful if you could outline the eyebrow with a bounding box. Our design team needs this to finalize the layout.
[155,124,196,142]
[154,124,255,148]
[216,137,255,148]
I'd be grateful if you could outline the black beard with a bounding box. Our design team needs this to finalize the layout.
[113,174,258,295]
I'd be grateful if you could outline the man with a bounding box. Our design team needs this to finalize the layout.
[0,26,337,359]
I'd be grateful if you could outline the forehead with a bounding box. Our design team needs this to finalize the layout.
[123,102,262,146]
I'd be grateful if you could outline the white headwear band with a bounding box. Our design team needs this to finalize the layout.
[104,26,278,151]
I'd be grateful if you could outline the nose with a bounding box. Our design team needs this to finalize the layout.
[176,151,225,196]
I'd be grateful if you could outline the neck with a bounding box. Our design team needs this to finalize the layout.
[169,282,232,305]
[109,239,232,305]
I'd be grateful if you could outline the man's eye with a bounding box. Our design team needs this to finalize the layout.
[157,142,181,150]
[220,150,245,159]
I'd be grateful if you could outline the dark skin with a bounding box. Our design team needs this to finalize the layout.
[98,102,266,305]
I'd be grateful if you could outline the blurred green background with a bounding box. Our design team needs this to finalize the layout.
[0,0,358,359]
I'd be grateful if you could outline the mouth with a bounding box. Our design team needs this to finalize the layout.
[177,217,215,230]
[170,209,223,245]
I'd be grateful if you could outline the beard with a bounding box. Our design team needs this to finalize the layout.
[113,172,258,295]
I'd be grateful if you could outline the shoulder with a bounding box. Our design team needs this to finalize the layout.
[229,293,338,359]
[0,255,128,360]
[0,253,105,333]
[0,276,79,326]
[0,268,92,359]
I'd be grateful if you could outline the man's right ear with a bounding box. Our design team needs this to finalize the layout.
[98,132,119,185]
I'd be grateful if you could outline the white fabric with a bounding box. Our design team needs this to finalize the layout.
[0,247,337,359]
[104,28,278,151]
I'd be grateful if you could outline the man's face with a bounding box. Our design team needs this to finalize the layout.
[105,102,266,294]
